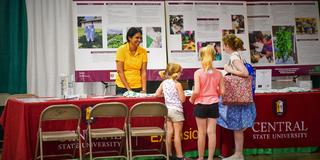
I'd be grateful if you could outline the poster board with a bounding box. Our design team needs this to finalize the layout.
[165,1,250,75]
[73,1,167,82]
[247,1,320,76]
[73,0,320,82]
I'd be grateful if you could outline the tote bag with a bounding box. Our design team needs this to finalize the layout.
[222,75,253,105]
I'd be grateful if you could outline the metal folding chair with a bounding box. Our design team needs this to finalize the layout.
[88,102,129,160]
[34,104,82,160]
[128,102,168,160]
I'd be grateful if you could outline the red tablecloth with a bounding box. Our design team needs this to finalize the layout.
[2,92,320,160]
[0,96,206,160]
[221,91,320,156]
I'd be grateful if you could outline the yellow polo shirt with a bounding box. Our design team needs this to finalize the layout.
[115,43,148,88]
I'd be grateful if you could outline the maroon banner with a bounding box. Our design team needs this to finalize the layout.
[75,65,320,82]
[245,92,320,147]
[75,69,164,82]
[220,91,320,156]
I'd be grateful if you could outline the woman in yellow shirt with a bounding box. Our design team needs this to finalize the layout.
[115,27,148,95]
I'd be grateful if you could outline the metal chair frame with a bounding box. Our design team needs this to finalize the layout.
[128,102,169,160]
[88,102,129,160]
[34,104,82,160]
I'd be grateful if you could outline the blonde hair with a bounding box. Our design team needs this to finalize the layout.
[199,45,215,71]
[222,34,244,51]
[159,63,182,80]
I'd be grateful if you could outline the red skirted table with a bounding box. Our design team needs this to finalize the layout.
[220,91,320,156]
[1,91,320,160]
[0,96,206,160]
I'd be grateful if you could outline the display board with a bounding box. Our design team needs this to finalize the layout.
[166,1,250,77]
[73,1,167,82]
[246,1,320,76]
[166,0,320,79]
[74,0,320,82]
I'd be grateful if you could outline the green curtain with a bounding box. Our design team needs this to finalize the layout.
[0,0,27,94]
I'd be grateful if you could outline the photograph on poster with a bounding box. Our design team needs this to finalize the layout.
[107,28,123,48]
[231,15,245,34]
[146,27,162,48]
[181,31,195,51]
[295,17,318,35]
[170,15,184,34]
[77,16,102,48]
[272,26,298,64]
[197,41,222,61]
[249,31,274,64]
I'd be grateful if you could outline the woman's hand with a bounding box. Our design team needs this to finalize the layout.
[140,90,146,93]
[224,64,232,73]
[189,97,194,104]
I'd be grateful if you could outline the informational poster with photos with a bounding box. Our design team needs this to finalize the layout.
[73,0,320,81]
[73,1,167,82]
[166,1,249,69]
[247,1,320,67]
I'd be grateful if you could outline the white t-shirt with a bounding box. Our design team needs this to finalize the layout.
[162,79,183,112]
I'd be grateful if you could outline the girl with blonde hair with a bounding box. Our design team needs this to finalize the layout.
[218,34,256,160]
[189,45,225,160]
[155,63,186,160]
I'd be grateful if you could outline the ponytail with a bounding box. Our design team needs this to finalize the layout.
[160,63,182,80]
[171,73,179,80]
[199,45,214,71]
[159,70,167,79]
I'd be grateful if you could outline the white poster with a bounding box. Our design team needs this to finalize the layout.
[256,69,272,90]
[73,1,167,82]
[73,1,320,81]
[270,2,295,25]
[166,1,249,69]
[247,1,320,67]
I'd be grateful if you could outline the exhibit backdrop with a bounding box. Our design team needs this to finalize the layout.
[73,0,320,82]
[73,0,167,82]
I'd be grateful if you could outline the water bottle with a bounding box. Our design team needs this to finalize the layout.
[60,74,68,98]
[68,74,75,96]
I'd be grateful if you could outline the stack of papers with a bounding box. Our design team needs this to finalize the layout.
[255,87,311,93]
[16,97,61,103]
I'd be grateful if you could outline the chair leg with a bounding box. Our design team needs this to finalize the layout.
[160,135,164,153]
[126,133,129,160]
[34,132,39,160]
[165,135,169,160]
[89,132,93,160]
[72,140,77,158]
[78,129,83,160]
[128,131,132,160]
[39,133,43,160]
[119,137,124,156]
